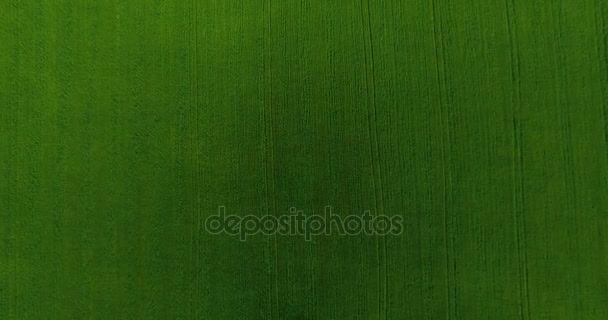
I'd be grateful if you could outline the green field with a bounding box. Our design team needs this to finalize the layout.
[2,0,608,319]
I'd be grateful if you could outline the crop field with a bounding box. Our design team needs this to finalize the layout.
[1,0,608,319]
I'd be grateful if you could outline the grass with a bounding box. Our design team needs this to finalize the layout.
[1,0,607,319]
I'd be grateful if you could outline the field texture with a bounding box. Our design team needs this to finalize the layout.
[2,0,608,319]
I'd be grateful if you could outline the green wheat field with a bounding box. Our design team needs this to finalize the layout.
[2,0,608,319]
